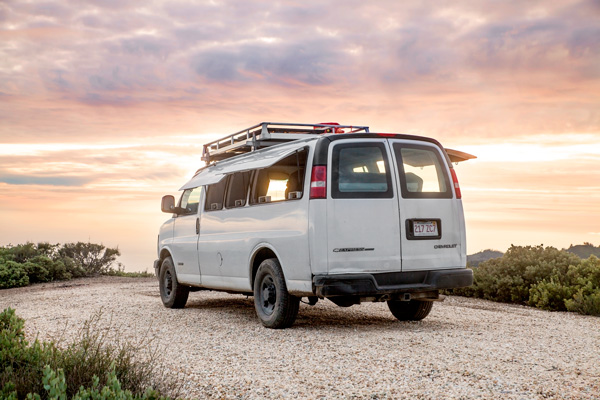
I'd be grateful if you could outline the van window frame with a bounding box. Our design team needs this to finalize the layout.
[331,142,394,199]
[224,170,253,209]
[249,148,308,205]
[393,143,453,199]
[204,178,228,211]
[178,186,203,216]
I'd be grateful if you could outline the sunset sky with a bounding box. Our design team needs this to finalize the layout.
[1,0,599,271]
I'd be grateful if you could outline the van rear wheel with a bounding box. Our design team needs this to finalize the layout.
[159,256,189,308]
[387,300,433,321]
[253,258,299,329]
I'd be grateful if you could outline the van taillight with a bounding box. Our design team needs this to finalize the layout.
[450,168,462,199]
[310,166,327,199]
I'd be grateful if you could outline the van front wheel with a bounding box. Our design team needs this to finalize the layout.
[159,256,189,308]
[387,300,433,321]
[253,258,299,329]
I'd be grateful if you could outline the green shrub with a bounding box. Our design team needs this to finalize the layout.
[565,289,600,316]
[10,364,169,400]
[450,247,600,316]
[0,308,179,399]
[0,262,29,289]
[58,242,121,276]
[0,242,127,289]
[27,256,72,282]
[0,308,54,398]
[529,278,576,311]
[452,245,580,304]
[21,261,50,284]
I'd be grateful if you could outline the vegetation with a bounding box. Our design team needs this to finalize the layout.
[450,245,600,316]
[0,308,177,399]
[0,242,150,290]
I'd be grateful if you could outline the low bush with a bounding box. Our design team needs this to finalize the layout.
[0,242,139,289]
[0,262,29,289]
[0,308,178,399]
[58,242,121,276]
[103,263,154,278]
[449,245,600,316]
[4,364,170,400]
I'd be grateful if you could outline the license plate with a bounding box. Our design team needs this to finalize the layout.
[413,220,439,237]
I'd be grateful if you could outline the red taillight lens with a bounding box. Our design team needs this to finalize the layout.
[450,168,462,199]
[310,165,327,199]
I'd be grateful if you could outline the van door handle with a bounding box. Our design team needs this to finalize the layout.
[196,217,200,234]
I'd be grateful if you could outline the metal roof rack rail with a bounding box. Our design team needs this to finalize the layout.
[201,122,369,164]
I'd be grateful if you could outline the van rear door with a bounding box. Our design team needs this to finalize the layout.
[389,140,465,271]
[326,139,401,274]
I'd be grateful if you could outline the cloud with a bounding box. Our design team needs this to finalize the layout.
[0,0,598,143]
[190,39,342,86]
[0,175,92,186]
[120,35,173,60]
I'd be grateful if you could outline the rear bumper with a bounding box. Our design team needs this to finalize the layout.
[313,268,473,297]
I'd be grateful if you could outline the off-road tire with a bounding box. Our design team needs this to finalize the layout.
[253,258,299,329]
[159,256,189,308]
[387,300,433,321]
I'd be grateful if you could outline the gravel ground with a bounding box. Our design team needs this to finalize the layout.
[1,276,599,399]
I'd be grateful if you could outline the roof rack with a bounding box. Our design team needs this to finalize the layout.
[201,122,369,164]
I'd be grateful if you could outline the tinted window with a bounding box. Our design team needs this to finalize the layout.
[225,171,252,208]
[393,144,452,199]
[179,187,202,215]
[251,149,307,204]
[204,178,227,211]
[332,143,393,199]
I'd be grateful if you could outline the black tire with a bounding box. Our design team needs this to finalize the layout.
[159,257,189,308]
[253,258,299,329]
[387,300,433,321]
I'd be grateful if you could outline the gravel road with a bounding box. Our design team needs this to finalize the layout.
[1,276,599,399]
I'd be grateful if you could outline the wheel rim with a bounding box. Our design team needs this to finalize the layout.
[259,275,277,315]
[164,270,173,298]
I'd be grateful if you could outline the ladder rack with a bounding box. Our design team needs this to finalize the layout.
[201,122,369,164]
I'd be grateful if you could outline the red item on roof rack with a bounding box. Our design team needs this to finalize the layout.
[315,122,344,134]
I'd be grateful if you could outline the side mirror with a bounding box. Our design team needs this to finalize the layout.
[161,195,176,213]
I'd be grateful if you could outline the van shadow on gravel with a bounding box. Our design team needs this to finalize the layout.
[183,295,454,331]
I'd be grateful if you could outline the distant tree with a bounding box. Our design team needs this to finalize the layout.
[58,242,121,276]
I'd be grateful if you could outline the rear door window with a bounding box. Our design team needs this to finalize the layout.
[331,143,393,199]
[393,144,452,199]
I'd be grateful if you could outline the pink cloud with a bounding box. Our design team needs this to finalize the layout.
[0,0,599,269]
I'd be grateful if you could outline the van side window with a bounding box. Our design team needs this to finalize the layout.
[393,144,452,199]
[179,186,203,215]
[225,171,252,208]
[331,143,393,199]
[251,149,307,204]
[204,178,227,211]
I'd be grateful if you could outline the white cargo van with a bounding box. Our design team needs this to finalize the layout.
[155,122,474,328]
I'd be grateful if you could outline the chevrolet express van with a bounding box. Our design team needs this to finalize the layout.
[155,122,474,328]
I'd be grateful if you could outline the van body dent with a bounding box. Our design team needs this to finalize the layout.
[155,122,474,328]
